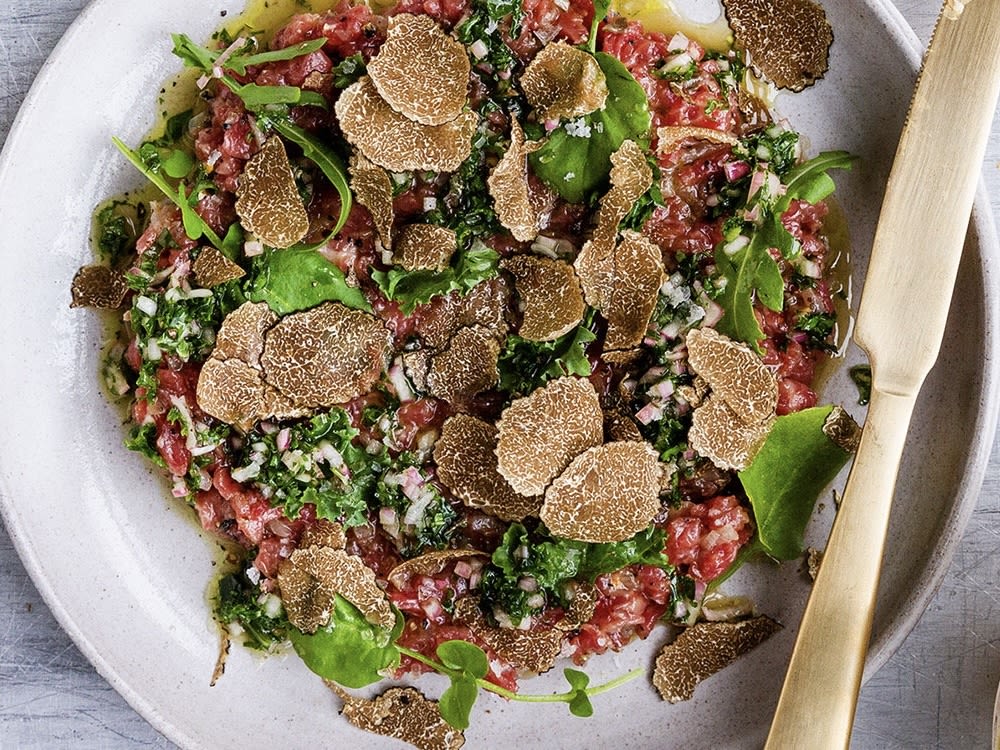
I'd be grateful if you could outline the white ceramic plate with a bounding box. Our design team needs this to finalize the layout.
[1,1,997,748]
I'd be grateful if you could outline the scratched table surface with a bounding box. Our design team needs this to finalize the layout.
[2,1,999,747]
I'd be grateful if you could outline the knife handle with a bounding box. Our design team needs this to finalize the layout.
[765,390,917,750]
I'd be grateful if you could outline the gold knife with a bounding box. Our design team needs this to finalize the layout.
[765,1,1000,747]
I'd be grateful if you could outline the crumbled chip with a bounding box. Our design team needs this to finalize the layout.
[722,0,832,91]
[501,255,585,342]
[688,395,772,472]
[603,231,665,351]
[235,137,310,249]
[330,684,465,750]
[212,301,277,366]
[652,616,782,702]
[387,549,489,590]
[260,302,390,409]
[540,441,662,543]
[192,247,246,289]
[70,265,128,309]
[435,415,542,521]
[520,41,609,122]
[350,154,395,248]
[495,377,604,497]
[418,278,510,351]
[425,325,500,404]
[395,223,457,272]
[656,126,739,156]
[822,405,861,453]
[335,77,478,173]
[575,140,654,309]
[454,597,565,675]
[686,327,777,424]
[300,518,347,551]
[488,120,544,242]
[367,14,471,126]
[195,357,268,431]
[278,546,394,633]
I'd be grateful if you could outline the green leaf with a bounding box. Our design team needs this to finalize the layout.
[269,120,352,236]
[569,691,595,717]
[161,149,195,179]
[588,0,612,53]
[530,52,651,203]
[498,311,597,396]
[739,405,854,560]
[223,38,328,75]
[246,245,371,314]
[437,640,489,678]
[227,80,329,109]
[289,596,402,688]
[564,668,590,692]
[439,676,479,730]
[713,240,780,352]
[371,242,500,314]
[780,151,857,208]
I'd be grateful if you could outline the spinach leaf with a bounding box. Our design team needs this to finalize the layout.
[245,245,371,315]
[289,596,403,688]
[739,405,854,560]
[530,52,651,203]
[371,242,500,314]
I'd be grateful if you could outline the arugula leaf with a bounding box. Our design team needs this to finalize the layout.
[588,0,612,54]
[371,242,500,314]
[222,38,327,75]
[739,405,854,560]
[332,53,367,89]
[530,52,651,203]
[498,311,597,397]
[289,596,403,688]
[245,245,371,315]
[226,79,329,109]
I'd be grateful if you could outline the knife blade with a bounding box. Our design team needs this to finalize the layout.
[765,1,1000,747]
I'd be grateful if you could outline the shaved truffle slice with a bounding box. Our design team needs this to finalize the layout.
[425,325,500,404]
[604,410,643,443]
[367,14,471,126]
[686,327,777,423]
[192,247,246,288]
[330,685,465,750]
[418,278,510,351]
[501,255,585,342]
[387,549,489,590]
[395,224,456,272]
[70,265,128,309]
[652,616,782,702]
[604,231,665,351]
[196,357,268,431]
[235,137,309,249]
[521,41,608,121]
[260,302,390,408]
[488,119,544,242]
[560,582,598,628]
[722,0,832,91]
[278,546,394,633]
[688,395,772,472]
[496,377,604,497]
[212,301,277,365]
[300,519,347,551]
[541,441,662,543]
[350,154,395,248]
[335,77,478,173]
[656,126,739,155]
[435,415,542,521]
[823,405,861,453]
[454,597,565,674]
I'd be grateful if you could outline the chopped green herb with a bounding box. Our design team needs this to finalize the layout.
[216,570,289,651]
[849,364,872,406]
[497,311,598,397]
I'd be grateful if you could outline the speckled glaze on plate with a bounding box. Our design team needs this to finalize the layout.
[0,0,996,748]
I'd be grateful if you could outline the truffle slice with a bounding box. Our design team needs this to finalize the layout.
[488,119,544,242]
[495,377,604,497]
[520,41,609,122]
[417,278,510,351]
[350,154,395,248]
[434,415,542,521]
[454,597,565,675]
[387,549,489,590]
[722,0,832,91]
[235,137,309,249]
[540,441,662,543]
[260,302,390,409]
[330,685,465,750]
[278,546,394,633]
[823,405,861,454]
[335,77,478,173]
[688,394,773,472]
[367,13,471,126]
[686,327,777,424]
[425,325,500,404]
[211,301,277,366]
[395,223,457,272]
[195,357,268,431]
[656,126,739,156]
[300,518,348,551]
[70,265,128,309]
[603,231,665,351]
[501,255,585,342]
[652,616,782,702]
[192,247,246,288]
